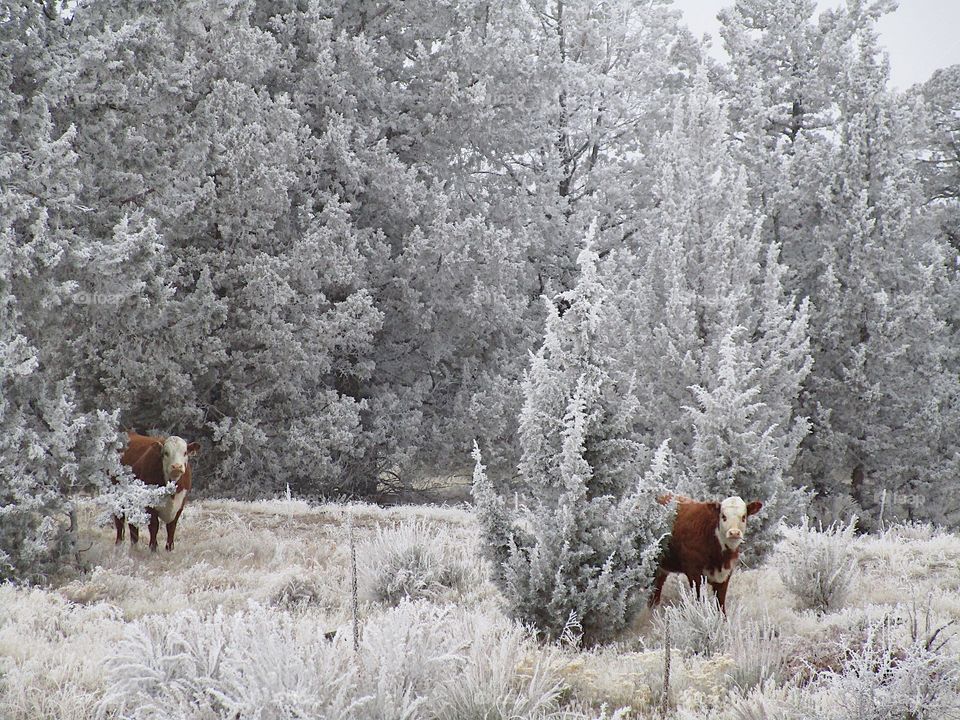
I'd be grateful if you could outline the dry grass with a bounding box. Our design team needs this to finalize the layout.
[1,500,959,719]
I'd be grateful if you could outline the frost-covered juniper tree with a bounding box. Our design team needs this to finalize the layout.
[609,70,812,558]
[472,239,671,646]
[0,3,133,581]
[719,1,960,526]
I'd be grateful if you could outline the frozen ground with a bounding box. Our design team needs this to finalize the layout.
[1,499,958,719]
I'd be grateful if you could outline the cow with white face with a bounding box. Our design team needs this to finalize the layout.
[161,436,191,482]
[717,496,753,550]
[650,493,763,613]
[114,431,200,552]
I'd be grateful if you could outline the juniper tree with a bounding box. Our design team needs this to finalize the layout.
[718,1,960,525]
[473,239,672,646]
[608,69,813,557]
[0,3,131,580]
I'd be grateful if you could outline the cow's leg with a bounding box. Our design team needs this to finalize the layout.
[147,512,160,552]
[129,524,139,544]
[649,569,669,607]
[685,573,704,600]
[114,515,125,544]
[165,520,177,551]
[710,580,730,615]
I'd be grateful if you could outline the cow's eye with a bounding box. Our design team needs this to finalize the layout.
[721,514,726,521]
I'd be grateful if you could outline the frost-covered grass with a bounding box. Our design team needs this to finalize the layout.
[776,518,859,614]
[1,500,960,719]
[357,518,480,605]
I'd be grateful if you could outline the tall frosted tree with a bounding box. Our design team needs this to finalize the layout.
[45,0,542,495]
[719,1,960,524]
[473,238,671,646]
[611,70,812,556]
[0,3,129,581]
[801,48,960,526]
[915,65,960,254]
[44,1,419,496]
[716,0,870,286]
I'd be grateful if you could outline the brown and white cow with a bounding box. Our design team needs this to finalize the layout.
[114,431,200,552]
[649,494,763,613]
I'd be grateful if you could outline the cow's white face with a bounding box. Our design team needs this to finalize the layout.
[716,496,761,550]
[161,436,191,482]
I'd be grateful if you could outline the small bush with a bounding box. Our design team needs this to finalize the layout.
[433,623,564,720]
[776,518,858,614]
[725,614,785,691]
[96,603,361,720]
[357,519,474,605]
[713,680,811,720]
[782,624,864,685]
[653,582,727,657]
[357,601,566,720]
[554,705,632,720]
[268,573,328,610]
[818,620,960,720]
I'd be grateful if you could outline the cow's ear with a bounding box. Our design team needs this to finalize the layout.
[747,500,763,516]
[153,439,165,449]
[187,442,201,456]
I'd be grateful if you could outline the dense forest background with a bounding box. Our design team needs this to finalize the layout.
[3,0,959,579]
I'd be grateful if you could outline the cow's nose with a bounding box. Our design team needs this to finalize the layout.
[728,529,742,539]
[170,464,185,476]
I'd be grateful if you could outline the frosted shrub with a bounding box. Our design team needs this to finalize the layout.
[268,573,328,609]
[819,621,960,720]
[359,600,565,720]
[97,603,361,720]
[472,243,670,646]
[654,582,728,657]
[433,623,564,720]
[357,601,463,717]
[555,706,631,720]
[724,614,785,691]
[357,519,472,605]
[676,680,810,720]
[776,518,858,614]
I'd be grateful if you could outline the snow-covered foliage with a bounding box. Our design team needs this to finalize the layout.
[654,582,728,658]
[776,518,859,614]
[473,241,671,646]
[0,4,138,582]
[607,68,812,558]
[817,620,960,720]
[3,499,960,719]
[356,518,477,605]
[718,1,960,527]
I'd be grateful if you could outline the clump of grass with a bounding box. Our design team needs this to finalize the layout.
[652,582,727,657]
[776,517,858,615]
[268,573,328,610]
[356,518,473,605]
[725,613,785,691]
[818,619,960,720]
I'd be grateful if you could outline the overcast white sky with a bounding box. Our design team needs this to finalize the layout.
[671,0,960,89]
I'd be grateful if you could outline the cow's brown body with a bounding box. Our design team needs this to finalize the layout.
[650,494,762,613]
[114,431,197,551]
